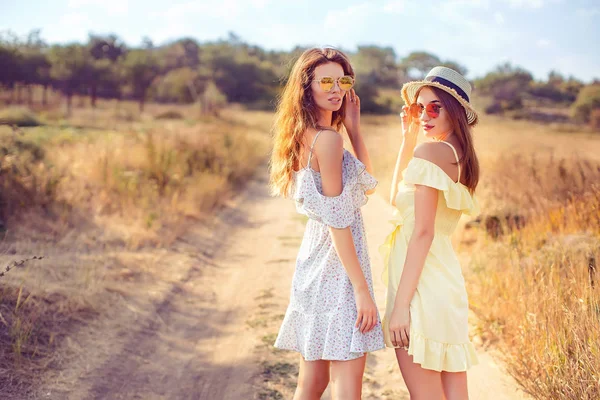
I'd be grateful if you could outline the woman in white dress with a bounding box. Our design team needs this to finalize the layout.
[270,47,385,400]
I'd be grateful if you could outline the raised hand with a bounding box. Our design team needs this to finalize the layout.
[343,88,360,136]
[400,105,420,142]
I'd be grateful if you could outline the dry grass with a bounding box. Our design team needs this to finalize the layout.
[363,114,600,399]
[2,102,598,398]
[0,102,273,398]
[466,155,600,400]
[0,102,271,247]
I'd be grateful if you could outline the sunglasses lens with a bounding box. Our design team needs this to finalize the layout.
[319,77,334,92]
[409,103,422,118]
[339,76,354,91]
[426,103,441,118]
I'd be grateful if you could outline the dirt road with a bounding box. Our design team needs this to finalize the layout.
[39,169,530,399]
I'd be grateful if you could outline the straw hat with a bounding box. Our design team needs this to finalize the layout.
[401,66,478,126]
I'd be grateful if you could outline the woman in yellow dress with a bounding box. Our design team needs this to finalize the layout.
[381,66,480,399]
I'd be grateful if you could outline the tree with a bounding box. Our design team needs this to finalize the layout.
[88,34,125,62]
[561,76,584,103]
[351,45,400,87]
[21,50,51,105]
[211,55,277,104]
[156,38,201,73]
[48,44,91,115]
[122,49,159,112]
[476,63,534,113]
[0,45,22,98]
[399,51,467,81]
[400,51,441,79]
[571,83,600,125]
[153,67,209,103]
[0,29,51,105]
[86,34,125,107]
[199,81,227,116]
[548,70,565,87]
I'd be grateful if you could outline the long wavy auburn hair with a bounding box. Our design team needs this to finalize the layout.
[269,48,354,197]
[428,86,480,193]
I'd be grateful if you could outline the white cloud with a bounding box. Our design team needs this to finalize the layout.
[576,8,600,18]
[494,12,504,24]
[59,12,89,26]
[324,3,373,28]
[537,38,551,47]
[440,0,491,9]
[68,0,128,15]
[162,0,251,21]
[250,0,272,8]
[383,0,405,13]
[506,0,544,9]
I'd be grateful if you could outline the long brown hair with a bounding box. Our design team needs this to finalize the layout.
[269,48,354,197]
[431,86,480,193]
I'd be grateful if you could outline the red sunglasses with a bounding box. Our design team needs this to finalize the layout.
[409,103,442,119]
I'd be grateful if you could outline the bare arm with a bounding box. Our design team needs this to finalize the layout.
[393,184,437,308]
[387,143,453,348]
[389,136,417,206]
[387,180,438,347]
[389,107,421,206]
[343,89,375,194]
[314,130,377,334]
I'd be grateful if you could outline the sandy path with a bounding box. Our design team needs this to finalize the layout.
[39,169,530,399]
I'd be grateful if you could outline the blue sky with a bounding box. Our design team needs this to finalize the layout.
[1,0,599,82]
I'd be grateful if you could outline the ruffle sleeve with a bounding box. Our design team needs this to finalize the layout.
[403,158,480,216]
[293,151,377,229]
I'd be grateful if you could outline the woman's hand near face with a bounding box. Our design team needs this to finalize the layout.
[343,88,360,136]
[400,105,420,143]
[389,106,420,205]
[342,88,375,180]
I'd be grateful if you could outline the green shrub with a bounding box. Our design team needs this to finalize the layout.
[590,109,600,130]
[198,81,227,116]
[571,83,600,123]
[0,107,42,127]
[154,110,184,120]
[0,131,57,220]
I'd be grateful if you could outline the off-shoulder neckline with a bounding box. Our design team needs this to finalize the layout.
[410,157,468,187]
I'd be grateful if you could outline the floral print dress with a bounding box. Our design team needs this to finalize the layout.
[274,131,385,361]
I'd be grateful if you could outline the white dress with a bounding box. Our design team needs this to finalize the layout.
[274,131,385,361]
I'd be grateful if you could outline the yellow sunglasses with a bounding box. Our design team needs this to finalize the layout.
[313,75,355,92]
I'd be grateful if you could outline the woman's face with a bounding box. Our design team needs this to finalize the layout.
[311,62,347,113]
[415,87,453,140]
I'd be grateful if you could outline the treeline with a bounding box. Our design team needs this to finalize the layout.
[476,62,600,125]
[0,30,599,124]
[0,30,471,115]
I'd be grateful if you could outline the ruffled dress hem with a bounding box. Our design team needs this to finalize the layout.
[386,329,479,372]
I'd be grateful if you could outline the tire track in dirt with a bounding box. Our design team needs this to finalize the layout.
[37,169,530,399]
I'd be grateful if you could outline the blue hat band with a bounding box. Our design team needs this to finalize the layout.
[425,76,470,103]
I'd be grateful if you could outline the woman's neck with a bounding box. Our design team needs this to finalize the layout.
[434,131,454,142]
[317,110,333,129]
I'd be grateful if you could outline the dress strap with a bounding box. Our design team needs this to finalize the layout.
[439,140,461,182]
[307,130,323,167]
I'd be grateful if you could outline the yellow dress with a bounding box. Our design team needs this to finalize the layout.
[380,143,480,372]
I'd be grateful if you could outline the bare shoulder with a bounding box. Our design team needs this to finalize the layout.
[414,141,461,182]
[313,129,343,156]
[413,141,449,166]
